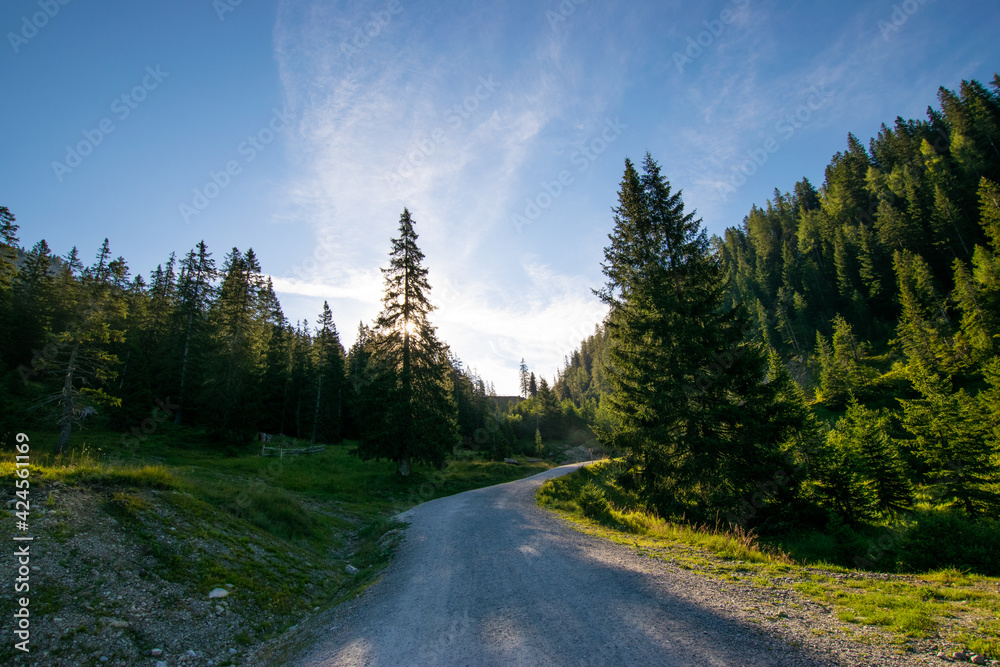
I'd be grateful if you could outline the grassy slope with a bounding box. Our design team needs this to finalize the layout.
[0,424,552,665]
[537,461,1000,661]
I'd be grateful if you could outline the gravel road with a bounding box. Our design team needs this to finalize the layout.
[289,463,913,667]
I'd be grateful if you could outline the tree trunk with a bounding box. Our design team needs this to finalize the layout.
[118,349,131,390]
[311,373,323,444]
[55,343,80,455]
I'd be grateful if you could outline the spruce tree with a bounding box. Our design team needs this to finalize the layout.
[0,207,18,290]
[893,249,959,374]
[519,358,530,398]
[173,241,215,425]
[898,365,997,516]
[310,301,346,443]
[0,207,19,372]
[357,209,458,475]
[824,399,912,519]
[203,248,270,441]
[597,154,808,521]
[42,241,127,453]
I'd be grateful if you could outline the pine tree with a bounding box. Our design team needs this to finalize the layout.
[0,207,18,290]
[894,250,959,374]
[310,301,346,443]
[899,365,997,516]
[814,428,878,525]
[357,209,458,475]
[952,179,1000,360]
[824,399,912,519]
[173,241,215,425]
[528,372,537,398]
[519,358,530,398]
[203,248,270,440]
[0,207,19,372]
[597,154,808,521]
[42,241,127,453]
[815,331,848,407]
[12,240,57,368]
[536,376,560,437]
[980,177,1000,246]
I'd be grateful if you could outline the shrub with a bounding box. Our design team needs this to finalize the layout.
[896,511,1000,576]
[578,483,613,522]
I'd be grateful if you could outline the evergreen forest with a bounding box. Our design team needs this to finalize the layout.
[2,75,998,574]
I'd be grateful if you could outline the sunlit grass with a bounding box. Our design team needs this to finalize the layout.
[537,460,791,565]
[537,460,1000,657]
[0,443,177,489]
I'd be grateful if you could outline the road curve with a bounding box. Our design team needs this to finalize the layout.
[291,462,835,666]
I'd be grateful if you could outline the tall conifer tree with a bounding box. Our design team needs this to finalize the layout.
[597,154,807,521]
[357,209,458,475]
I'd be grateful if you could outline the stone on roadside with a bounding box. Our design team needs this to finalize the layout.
[151,648,162,656]
[156,662,168,667]
[345,564,359,575]
[970,656,986,665]
[208,588,229,599]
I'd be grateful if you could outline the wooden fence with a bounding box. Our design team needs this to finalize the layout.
[259,433,325,458]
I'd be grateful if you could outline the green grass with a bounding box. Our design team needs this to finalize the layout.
[5,422,553,540]
[537,460,791,565]
[0,422,555,662]
[537,460,1000,658]
[0,441,178,489]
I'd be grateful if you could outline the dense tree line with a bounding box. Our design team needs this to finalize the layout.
[714,76,1000,522]
[0,206,493,475]
[552,77,1000,555]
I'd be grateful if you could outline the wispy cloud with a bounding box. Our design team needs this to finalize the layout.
[269,0,625,391]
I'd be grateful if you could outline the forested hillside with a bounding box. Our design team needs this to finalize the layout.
[552,76,1000,573]
[3,75,998,575]
[0,207,500,473]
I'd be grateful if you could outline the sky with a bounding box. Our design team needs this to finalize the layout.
[3,0,999,395]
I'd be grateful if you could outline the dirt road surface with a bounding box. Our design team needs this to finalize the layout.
[289,463,875,666]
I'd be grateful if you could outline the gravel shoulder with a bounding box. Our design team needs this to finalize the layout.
[277,462,944,667]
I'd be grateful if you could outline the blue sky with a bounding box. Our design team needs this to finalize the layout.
[3,0,998,395]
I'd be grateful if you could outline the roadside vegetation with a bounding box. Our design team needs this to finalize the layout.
[538,460,1000,660]
[0,423,551,665]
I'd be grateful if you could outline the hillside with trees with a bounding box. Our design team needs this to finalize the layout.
[0,206,502,476]
[551,76,1000,574]
[2,77,998,579]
